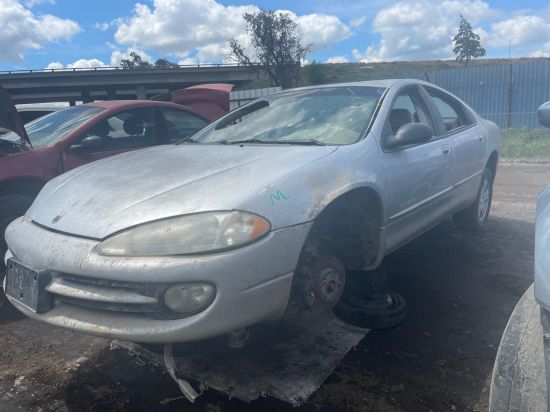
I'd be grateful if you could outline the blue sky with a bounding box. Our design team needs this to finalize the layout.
[2,0,550,71]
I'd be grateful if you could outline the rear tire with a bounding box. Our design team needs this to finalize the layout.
[453,167,493,231]
[0,194,33,267]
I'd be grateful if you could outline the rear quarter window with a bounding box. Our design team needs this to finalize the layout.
[425,88,473,133]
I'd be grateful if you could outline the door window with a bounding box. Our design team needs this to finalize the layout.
[161,108,207,142]
[425,88,472,133]
[80,107,157,151]
[386,89,434,136]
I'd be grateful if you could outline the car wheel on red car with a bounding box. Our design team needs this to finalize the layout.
[0,194,33,268]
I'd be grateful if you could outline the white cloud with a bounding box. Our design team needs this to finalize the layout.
[24,0,55,6]
[177,57,198,65]
[350,16,366,28]
[67,58,106,69]
[46,61,63,69]
[354,0,495,62]
[196,43,229,63]
[110,46,152,66]
[45,59,107,70]
[351,1,550,61]
[94,22,110,31]
[286,11,351,52]
[485,15,550,48]
[530,42,550,58]
[326,55,349,63]
[114,0,255,59]
[0,0,80,61]
[113,0,351,62]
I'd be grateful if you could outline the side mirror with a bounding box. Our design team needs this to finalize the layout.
[385,122,433,150]
[70,135,105,152]
[538,101,550,128]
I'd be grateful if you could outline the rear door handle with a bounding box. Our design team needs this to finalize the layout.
[441,145,451,155]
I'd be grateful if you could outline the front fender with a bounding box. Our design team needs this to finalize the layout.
[238,138,388,230]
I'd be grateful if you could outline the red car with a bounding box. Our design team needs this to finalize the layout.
[0,84,232,257]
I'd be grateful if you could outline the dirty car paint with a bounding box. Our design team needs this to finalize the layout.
[4,79,501,344]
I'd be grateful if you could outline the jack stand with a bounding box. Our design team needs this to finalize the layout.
[163,343,200,403]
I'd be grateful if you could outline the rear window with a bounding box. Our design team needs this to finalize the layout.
[1,106,104,147]
[19,110,55,124]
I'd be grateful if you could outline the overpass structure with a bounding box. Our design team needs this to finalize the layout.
[0,64,262,104]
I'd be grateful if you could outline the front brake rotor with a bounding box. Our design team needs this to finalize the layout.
[301,255,346,313]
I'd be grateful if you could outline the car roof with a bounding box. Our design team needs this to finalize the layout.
[278,78,430,93]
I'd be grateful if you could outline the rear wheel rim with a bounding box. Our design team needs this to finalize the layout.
[478,177,490,221]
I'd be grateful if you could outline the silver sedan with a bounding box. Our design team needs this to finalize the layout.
[3,79,501,343]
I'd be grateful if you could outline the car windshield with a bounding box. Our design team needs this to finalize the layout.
[0,106,104,147]
[189,86,385,145]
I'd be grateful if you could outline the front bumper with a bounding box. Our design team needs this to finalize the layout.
[4,216,311,343]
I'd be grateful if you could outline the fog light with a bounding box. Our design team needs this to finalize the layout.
[163,283,215,315]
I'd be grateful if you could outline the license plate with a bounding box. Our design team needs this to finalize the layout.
[5,258,52,313]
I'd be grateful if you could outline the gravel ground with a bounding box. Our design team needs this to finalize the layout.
[0,162,548,411]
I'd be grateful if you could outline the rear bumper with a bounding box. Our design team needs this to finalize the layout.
[4,216,311,343]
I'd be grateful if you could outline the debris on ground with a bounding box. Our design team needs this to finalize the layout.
[112,312,368,406]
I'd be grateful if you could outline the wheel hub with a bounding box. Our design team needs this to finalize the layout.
[303,255,346,313]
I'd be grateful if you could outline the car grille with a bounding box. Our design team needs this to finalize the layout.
[45,273,178,319]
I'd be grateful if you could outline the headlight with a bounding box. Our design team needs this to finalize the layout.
[163,283,215,314]
[97,211,270,256]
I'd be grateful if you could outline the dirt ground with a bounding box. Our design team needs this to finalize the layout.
[0,162,548,412]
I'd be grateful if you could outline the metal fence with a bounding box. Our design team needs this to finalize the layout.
[229,87,281,110]
[366,60,550,129]
[225,61,550,129]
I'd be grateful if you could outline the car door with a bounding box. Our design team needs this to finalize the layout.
[422,86,486,210]
[63,107,158,172]
[381,86,455,253]
[159,107,208,143]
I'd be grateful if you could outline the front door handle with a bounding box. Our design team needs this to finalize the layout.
[441,145,451,155]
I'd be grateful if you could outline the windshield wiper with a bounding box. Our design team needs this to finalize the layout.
[176,136,200,144]
[218,138,268,145]
[275,139,327,146]
[178,137,327,146]
[220,138,327,146]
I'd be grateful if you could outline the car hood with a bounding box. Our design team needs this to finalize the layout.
[28,143,337,239]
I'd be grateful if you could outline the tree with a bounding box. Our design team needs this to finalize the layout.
[229,9,310,88]
[154,58,179,68]
[120,52,153,69]
[452,15,486,64]
[302,60,326,85]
